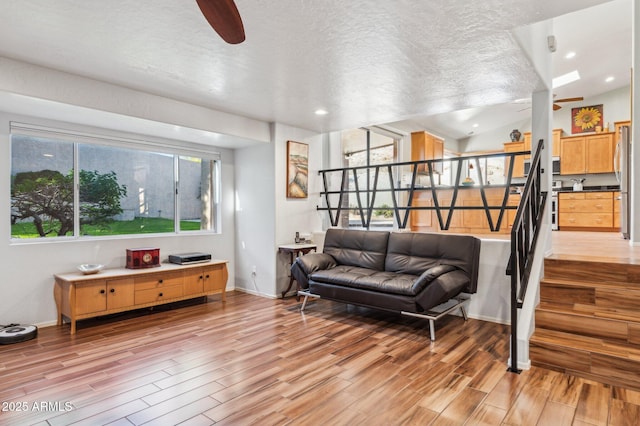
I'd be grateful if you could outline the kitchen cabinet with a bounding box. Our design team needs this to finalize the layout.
[54,260,228,334]
[523,132,531,159]
[523,129,561,159]
[560,132,615,175]
[504,142,525,177]
[411,131,444,173]
[410,188,517,234]
[558,191,614,230]
[552,129,562,157]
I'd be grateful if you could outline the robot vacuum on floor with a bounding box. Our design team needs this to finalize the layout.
[0,324,38,344]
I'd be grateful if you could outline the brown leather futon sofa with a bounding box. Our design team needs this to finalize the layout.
[291,228,481,340]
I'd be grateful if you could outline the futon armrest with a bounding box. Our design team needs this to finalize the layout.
[295,253,337,275]
[411,265,458,294]
[291,253,337,290]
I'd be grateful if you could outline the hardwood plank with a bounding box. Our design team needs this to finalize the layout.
[548,373,585,407]
[535,309,629,342]
[418,373,472,412]
[502,386,548,425]
[430,387,486,425]
[608,399,640,426]
[574,383,612,426]
[483,369,528,411]
[466,403,507,426]
[537,400,576,426]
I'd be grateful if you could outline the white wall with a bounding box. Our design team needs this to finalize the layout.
[234,123,324,298]
[234,141,276,297]
[0,111,237,327]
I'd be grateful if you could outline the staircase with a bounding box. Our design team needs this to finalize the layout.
[530,255,640,390]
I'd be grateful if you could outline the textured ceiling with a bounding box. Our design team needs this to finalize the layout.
[0,0,622,142]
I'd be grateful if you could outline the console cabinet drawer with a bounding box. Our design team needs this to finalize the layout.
[134,271,184,290]
[135,285,183,304]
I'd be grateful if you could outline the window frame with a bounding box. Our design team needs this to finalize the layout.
[341,127,400,230]
[10,122,222,243]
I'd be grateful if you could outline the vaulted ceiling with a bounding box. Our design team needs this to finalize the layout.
[0,0,628,144]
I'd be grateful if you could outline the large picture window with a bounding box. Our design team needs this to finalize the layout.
[10,124,220,240]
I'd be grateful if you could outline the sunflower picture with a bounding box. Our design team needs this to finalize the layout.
[571,104,604,134]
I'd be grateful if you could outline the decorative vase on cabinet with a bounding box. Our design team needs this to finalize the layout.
[510,129,522,142]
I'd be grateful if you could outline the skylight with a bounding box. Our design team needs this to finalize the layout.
[552,70,581,89]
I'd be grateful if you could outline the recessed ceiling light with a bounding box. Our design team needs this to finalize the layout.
[565,51,576,59]
[43,154,54,157]
[315,109,328,116]
[472,123,479,128]
[605,76,615,83]
[552,70,580,89]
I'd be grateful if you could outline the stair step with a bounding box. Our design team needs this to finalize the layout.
[535,306,640,344]
[540,277,640,319]
[544,257,640,284]
[530,328,640,391]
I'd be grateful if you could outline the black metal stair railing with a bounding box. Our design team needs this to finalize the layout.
[317,150,527,231]
[506,139,548,373]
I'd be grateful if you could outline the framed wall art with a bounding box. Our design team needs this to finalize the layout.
[286,140,308,198]
[571,104,603,134]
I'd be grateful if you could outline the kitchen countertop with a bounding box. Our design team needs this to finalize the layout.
[556,185,620,193]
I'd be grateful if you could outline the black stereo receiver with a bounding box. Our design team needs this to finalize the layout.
[168,252,212,265]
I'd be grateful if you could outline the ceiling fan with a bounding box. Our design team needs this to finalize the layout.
[553,96,584,110]
[195,0,245,44]
[517,95,584,112]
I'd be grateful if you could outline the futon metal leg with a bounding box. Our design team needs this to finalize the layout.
[460,305,468,321]
[300,294,310,311]
[429,319,435,341]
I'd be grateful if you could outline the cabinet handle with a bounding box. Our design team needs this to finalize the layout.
[199,275,203,280]
[206,274,210,279]
[100,289,106,294]
[158,279,163,284]
[158,292,163,297]
[110,288,115,293]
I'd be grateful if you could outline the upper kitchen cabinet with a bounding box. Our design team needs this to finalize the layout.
[504,141,525,178]
[523,129,562,159]
[411,131,444,173]
[560,132,615,175]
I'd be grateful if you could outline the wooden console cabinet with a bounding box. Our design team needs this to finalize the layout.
[54,260,228,334]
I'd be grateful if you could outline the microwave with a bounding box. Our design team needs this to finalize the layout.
[524,156,560,176]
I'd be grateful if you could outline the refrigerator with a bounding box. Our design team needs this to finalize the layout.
[615,125,631,239]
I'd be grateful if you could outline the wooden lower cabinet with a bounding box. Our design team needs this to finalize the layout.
[54,260,228,334]
[410,188,518,234]
[558,191,615,230]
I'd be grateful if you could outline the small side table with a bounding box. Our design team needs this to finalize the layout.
[278,243,317,298]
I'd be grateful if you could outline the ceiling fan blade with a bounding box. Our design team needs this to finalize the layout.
[553,103,562,111]
[195,0,245,44]
[555,97,584,103]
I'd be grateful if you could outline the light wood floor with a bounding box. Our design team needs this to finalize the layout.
[2,290,640,425]
[549,231,640,263]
